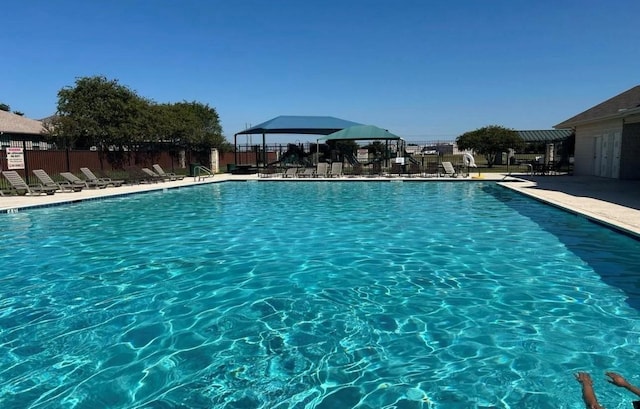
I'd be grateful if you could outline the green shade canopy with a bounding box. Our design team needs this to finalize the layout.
[235,115,363,136]
[318,125,402,142]
[517,129,573,143]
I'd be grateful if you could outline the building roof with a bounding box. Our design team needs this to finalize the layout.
[235,115,363,136]
[517,129,573,143]
[555,85,640,128]
[0,110,45,135]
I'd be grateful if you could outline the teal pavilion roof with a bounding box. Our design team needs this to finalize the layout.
[318,125,402,141]
[235,115,363,136]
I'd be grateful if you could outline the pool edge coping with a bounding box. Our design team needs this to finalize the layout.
[497,181,640,240]
[3,174,638,241]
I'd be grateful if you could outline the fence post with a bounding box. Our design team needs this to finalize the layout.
[65,148,71,172]
[22,140,31,184]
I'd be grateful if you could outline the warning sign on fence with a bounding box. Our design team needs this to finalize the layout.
[6,147,25,170]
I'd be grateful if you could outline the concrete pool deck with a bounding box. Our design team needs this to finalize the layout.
[498,175,640,238]
[2,173,639,238]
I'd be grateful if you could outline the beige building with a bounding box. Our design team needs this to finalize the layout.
[0,110,51,150]
[555,85,640,180]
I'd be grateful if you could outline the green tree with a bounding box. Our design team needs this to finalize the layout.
[52,75,146,150]
[456,125,524,167]
[46,75,228,166]
[0,103,10,112]
[365,141,387,156]
[168,101,227,151]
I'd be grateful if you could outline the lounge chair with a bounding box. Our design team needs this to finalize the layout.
[329,162,343,178]
[282,167,298,178]
[33,169,83,192]
[121,167,157,184]
[298,167,316,178]
[441,161,458,177]
[153,164,184,180]
[258,166,281,178]
[80,167,124,187]
[141,167,168,182]
[2,170,57,195]
[60,172,108,189]
[315,162,329,178]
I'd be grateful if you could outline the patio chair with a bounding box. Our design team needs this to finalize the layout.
[282,167,298,178]
[120,167,157,184]
[2,170,57,195]
[80,167,124,187]
[142,167,169,182]
[153,164,184,181]
[258,166,281,178]
[298,167,316,178]
[315,162,329,178]
[60,172,108,189]
[441,162,458,177]
[33,169,83,192]
[329,162,343,178]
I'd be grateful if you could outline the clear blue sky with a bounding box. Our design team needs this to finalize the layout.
[2,0,639,142]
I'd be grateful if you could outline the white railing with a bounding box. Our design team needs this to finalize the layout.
[193,165,214,181]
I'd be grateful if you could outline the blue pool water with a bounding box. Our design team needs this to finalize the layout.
[1,181,639,409]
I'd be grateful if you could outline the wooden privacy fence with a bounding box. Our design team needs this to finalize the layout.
[0,149,193,186]
[0,148,271,186]
[1,149,185,173]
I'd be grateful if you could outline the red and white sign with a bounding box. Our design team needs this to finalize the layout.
[6,147,25,170]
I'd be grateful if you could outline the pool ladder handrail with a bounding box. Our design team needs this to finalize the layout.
[193,165,214,181]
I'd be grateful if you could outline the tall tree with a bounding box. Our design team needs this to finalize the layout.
[456,125,524,167]
[46,75,229,160]
[52,75,146,150]
[169,101,226,151]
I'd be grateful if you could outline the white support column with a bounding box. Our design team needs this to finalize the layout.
[210,148,219,173]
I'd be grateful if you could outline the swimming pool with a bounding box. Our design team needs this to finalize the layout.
[1,181,639,408]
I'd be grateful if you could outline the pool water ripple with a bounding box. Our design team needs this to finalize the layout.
[1,182,640,408]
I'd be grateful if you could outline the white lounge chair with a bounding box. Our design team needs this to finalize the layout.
[298,167,316,178]
[2,171,57,195]
[441,162,458,177]
[282,167,298,178]
[330,162,343,178]
[315,162,329,178]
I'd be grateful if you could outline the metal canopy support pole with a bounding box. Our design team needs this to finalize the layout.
[234,134,238,166]
[262,133,266,168]
[385,140,389,168]
[22,139,30,185]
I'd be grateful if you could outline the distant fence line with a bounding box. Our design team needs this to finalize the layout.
[0,141,461,176]
[0,142,536,173]
[233,141,457,152]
